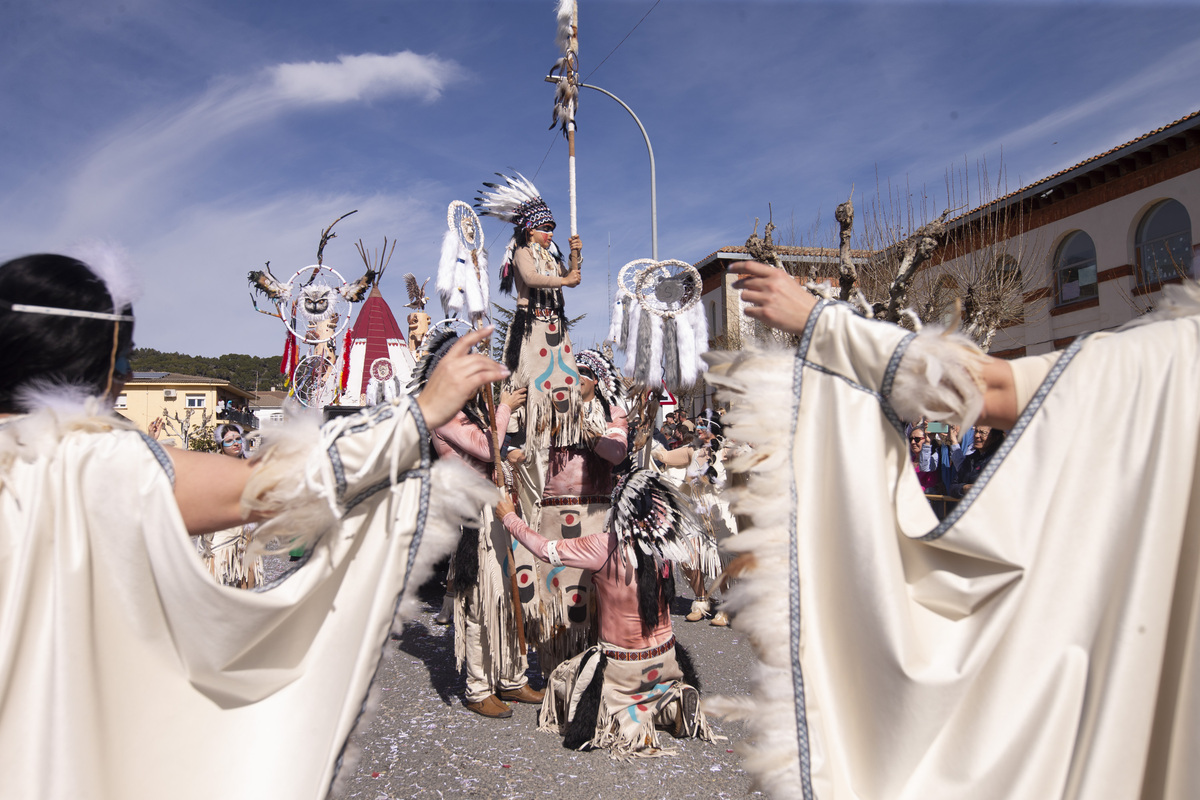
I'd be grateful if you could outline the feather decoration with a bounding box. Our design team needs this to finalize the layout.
[68,239,140,313]
[475,173,545,225]
[555,0,576,54]
[633,303,654,385]
[605,469,700,569]
[662,316,681,389]
[677,308,699,388]
[436,229,464,317]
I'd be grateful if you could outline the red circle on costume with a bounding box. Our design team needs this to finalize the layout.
[539,348,547,357]
[571,593,580,603]
[565,377,573,385]
[565,345,571,353]
[565,514,575,524]
[555,391,564,400]
[631,694,642,701]
[637,704,648,712]
[647,670,659,681]
[552,578,559,587]
[549,323,557,332]
[544,381,552,390]
[519,575,529,585]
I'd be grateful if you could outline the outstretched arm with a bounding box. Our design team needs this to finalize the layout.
[496,497,610,571]
[730,260,1019,429]
[170,326,508,536]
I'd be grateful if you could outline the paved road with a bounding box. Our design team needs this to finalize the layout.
[300,562,765,800]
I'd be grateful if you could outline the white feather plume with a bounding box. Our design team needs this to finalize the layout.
[436,229,463,316]
[66,239,140,312]
[476,173,543,224]
[555,0,576,54]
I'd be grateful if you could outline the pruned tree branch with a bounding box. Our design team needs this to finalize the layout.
[835,186,856,301]
[883,209,950,322]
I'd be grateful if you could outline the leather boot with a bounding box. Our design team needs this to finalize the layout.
[465,695,512,718]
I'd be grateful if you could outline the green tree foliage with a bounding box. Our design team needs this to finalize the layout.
[130,348,282,393]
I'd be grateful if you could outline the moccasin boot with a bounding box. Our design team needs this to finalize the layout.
[465,695,512,718]
[709,611,730,627]
[672,686,701,738]
[685,598,710,622]
[434,593,454,625]
[498,684,545,704]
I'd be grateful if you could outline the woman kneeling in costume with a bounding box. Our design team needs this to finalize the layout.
[497,470,719,757]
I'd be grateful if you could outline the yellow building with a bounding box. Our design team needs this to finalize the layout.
[117,372,256,449]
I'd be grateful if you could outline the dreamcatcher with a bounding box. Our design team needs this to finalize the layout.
[248,211,376,409]
[608,258,708,390]
[292,354,336,408]
[436,201,489,325]
[364,357,402,406]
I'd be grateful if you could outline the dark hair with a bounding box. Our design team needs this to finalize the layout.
[0,254,134,412]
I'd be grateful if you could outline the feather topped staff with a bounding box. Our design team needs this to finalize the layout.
[549,0,580,238]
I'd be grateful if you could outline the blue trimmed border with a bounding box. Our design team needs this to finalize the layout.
[138,432,176,486]
[327,396,433,792]
[919,336,1085,541]
[788,299,826,800]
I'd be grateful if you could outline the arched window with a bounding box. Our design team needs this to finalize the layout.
[1136,199,1193,285]
[1055,231,1097,305]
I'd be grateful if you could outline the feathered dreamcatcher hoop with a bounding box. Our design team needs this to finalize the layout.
[436,201,490,325]
[606,469,701,569]
[608,259,708,390]
[292,353,337,408]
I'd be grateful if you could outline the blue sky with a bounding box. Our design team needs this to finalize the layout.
[3,0,1199,357]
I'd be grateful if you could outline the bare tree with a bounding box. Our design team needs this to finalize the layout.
[907,157,1049,350]
[746,157,1047,352]
[159,407,214,451]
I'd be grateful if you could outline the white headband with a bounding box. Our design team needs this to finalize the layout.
[5,301,134,322]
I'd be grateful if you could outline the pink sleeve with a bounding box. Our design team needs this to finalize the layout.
[592,404,629,465]
[502,512,611,571]
[435,406,510,463]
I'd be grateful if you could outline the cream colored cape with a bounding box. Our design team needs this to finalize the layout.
[0,398,493,800]
[704,291,1200,800]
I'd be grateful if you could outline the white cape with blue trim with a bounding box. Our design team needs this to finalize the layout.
[0,400,490,800]
[706,299,1200,800]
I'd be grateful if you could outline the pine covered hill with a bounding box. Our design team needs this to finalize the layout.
[130,348,281,394]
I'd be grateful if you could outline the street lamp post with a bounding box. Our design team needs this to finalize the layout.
[545,76,658,261]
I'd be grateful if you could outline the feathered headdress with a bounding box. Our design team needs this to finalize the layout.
[475,172,558,295]
[475,172,555,231]
[606,469,699,568]
[575,348,623,407]
[407,326,487,431]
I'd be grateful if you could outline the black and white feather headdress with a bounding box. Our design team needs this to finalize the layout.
[475,172,559,296]
[606,469,699,568]
[575,348,623,407]
[407,326,487,431]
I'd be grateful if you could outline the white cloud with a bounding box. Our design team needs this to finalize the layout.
[271,52,460,105]
[45,51,464,237]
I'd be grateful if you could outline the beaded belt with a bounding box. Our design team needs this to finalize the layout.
[531,307,561,319]
[541,494,610,507]
[603,635,676,662]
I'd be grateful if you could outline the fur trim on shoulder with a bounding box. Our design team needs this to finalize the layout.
[1119,279,1200,329]
[889,326,987,428]
[240,407,337,557]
